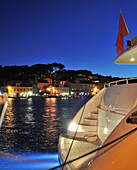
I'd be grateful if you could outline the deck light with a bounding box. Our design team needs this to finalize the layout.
[130,57,135,62]
[68,122,81,132]
[104,127,109,135]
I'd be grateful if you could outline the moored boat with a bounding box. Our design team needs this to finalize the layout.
[55,11,137,170]
[58,79,137,169]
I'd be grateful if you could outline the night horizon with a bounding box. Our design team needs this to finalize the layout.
[0,62,125,79]
[1,0,137,78]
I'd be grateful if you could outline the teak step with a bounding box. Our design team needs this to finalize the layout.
[79,124,97,131]
[84,117,97,120]
[80,123,96,126]
[84,134,98,142]
[67,130,97,138]
[83,117,98,126]
[90,113,98,119]
[90,111,98,114]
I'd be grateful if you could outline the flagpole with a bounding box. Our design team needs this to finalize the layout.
[120,10,132,43]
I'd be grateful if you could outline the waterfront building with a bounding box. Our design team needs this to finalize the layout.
[7,83,33,97]
[66,80,93,96]
[37,80,49,92]
[32,84,39,96]
[46,85,69,96]
[66,80,103,96]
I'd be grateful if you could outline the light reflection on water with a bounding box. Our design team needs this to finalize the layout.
[0,153,59,169]
[0,97,88,154]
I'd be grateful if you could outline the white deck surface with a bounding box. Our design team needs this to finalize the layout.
[59,135,101,169]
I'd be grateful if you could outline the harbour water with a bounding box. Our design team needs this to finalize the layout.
[0,97,89,169]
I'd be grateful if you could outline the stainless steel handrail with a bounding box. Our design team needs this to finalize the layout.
[98,106,127,116]
[105,77,137,87]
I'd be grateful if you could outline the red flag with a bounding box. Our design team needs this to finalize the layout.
[115,12,128,55]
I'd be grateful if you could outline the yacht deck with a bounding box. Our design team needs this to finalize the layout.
[59,135,101,169]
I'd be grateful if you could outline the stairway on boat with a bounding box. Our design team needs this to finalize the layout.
[67,110,99,142]
[67,88,106,142]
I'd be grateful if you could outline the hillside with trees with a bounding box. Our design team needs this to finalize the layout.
[0,62,122,85]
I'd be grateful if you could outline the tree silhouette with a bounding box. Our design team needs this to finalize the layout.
[51,62,65,72]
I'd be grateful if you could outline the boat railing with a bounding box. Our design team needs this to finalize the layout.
[105,77,137,87]
[98,105,128,116]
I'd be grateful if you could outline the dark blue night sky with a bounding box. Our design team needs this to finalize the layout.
[1,0,137,77]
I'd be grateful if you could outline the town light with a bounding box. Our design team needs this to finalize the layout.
[81,92,84,95]
[7,86,11,89]
[94,87,97,92]
[28,92,32,96]
[47,88,51,91]
[52,87,55,93]
[92,87,99,95]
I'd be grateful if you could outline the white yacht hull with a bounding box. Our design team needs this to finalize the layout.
[58,81,137,169]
